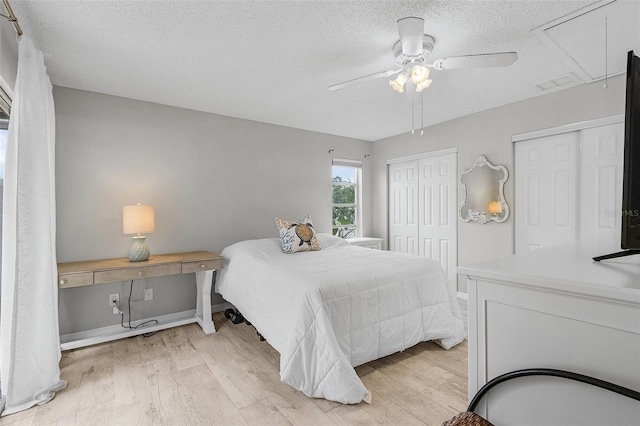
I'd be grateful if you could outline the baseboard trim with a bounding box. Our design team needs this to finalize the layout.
[60,309,199,350]
[60,302,236,351]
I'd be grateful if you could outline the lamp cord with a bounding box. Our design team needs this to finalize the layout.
[120,280,159,337]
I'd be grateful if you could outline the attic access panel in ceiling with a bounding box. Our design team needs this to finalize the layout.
[533,0,640,83]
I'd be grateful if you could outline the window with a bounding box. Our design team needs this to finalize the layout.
[0,82,11,280]
[0,84,10,121]
[332,158,362,239]
[0,118,7,280]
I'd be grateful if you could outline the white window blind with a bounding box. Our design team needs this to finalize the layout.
[332,158,362,168]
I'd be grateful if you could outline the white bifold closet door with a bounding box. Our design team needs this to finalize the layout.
[388,159,419,254]
[514,132,580,252]
[388,151,457,293]
[515,121,624,254]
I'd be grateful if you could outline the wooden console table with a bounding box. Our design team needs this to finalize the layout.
[58,251,223,350]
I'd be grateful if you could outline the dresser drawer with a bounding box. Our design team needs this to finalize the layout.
[94,263,182,284]
[182,258,222,274]
[58,272,94,288]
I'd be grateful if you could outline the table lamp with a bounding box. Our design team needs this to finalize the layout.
[123,204,155,262]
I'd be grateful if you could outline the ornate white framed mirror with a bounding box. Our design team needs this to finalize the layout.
[460,155,509,224]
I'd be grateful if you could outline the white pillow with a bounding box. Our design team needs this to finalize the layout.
[316,233,350,248]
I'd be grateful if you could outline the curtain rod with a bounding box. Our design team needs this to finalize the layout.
[0,0,22,36]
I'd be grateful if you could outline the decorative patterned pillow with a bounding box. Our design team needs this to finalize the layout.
[275,214,321,254]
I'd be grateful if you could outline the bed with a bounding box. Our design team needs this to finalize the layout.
[215,233,465,404]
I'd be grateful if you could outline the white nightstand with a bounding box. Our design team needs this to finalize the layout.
[347,237,383,250]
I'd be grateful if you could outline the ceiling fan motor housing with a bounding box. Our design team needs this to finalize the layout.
[393,34,435,66]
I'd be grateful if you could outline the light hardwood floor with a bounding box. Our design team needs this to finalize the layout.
[0,313,468,425]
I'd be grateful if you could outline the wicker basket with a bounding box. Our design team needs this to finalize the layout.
[441,411,493,426]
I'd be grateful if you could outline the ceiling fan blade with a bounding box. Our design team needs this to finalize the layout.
[397,17,425,57]
[434,52,518,70]
[328,69,399,91]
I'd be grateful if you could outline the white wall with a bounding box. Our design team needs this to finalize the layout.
[371,76,626,292]
[54,87,372,334]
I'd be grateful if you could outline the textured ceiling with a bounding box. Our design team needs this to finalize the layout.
[8,0,629,141]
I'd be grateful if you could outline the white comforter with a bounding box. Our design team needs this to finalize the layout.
[215,234,465,404]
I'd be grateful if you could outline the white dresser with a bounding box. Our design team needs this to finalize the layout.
[458,238,640,425]
[347,237,383,250]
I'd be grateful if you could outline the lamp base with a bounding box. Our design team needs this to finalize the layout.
[128,236,150,262]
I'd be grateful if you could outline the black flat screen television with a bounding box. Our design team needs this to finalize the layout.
[594,50,640,261]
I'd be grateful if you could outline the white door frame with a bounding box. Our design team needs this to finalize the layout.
[387,147,458,165]
[512,115,624,142]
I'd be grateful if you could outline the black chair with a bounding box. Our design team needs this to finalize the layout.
[442,369,640,426]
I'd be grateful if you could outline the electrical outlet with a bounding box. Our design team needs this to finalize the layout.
[108,293,119,307]
[144,288,153,301]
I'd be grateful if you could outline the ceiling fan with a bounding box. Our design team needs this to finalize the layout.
[328,17,518,94]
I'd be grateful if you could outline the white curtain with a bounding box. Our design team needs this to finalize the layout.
[0,35,66,416]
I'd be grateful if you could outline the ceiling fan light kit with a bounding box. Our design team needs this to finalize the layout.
[390,23,435,95]
[390,63,432,94]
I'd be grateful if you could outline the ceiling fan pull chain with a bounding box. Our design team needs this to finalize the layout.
[421,91,424,136]
[412,100,415,135]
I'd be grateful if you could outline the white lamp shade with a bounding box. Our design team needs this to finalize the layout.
[389,73,408,93]
[416,78,432,92]
[410,64,430,84]
[123,205,155,235]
